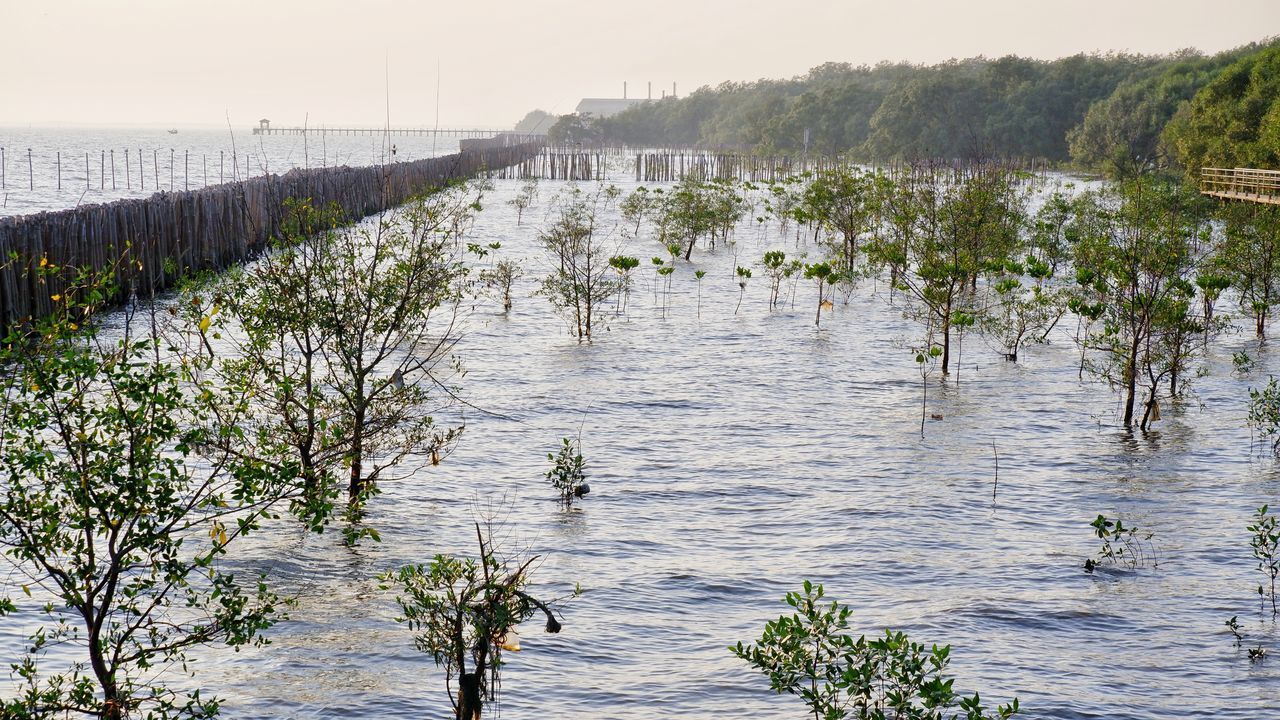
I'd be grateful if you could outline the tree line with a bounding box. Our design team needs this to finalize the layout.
[536,38,1280,179]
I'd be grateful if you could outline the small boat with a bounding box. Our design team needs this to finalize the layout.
[167,129,178,134]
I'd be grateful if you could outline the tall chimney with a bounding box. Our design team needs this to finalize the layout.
[648,81,652,100]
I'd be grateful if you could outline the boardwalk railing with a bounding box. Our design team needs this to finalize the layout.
[0,141,542,337]
[1200,167,1280,204]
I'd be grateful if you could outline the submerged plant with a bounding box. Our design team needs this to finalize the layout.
[383,523,566,720]
[735,266,752,315]
[1084,515,1157,572]
[1226,616,1244,647]
[1248,377,1280,453]
[732,581,1020,720]
[1248,504,1279,617]
[547,437,589,503]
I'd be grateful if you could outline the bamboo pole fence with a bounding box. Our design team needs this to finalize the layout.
[0,141,542,337]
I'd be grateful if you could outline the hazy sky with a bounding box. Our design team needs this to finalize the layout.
[2,0,1277,129]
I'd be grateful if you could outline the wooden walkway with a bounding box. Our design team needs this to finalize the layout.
[252,126,498,137]
[1200,167,1280,205]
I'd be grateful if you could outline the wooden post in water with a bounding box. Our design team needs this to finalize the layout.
[1,146,5,189]
[203,154,207,187]
[124,148,131,190]
[220,151,224,184]
[110,149,116,190]
[170,149,174,190]
[153,149,159,189]
[57,151,61,191]
[185,150,189,191]
[138,149,143,190]
[100,151,105,189]
[85,152,90,190]
[28,148,33,190]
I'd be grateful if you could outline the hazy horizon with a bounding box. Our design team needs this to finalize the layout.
[2,0,1277,130]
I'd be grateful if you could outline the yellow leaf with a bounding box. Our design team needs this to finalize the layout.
[198,316,211,333]
[51,294,61,302]
[22,584,31,597]
[39,257,47,268]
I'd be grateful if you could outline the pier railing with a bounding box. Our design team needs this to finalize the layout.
[1200,167,1280,204]
[0,141,542,337]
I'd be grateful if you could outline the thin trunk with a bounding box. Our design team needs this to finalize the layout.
[1122,335,1140,426]
[348,405,366,502]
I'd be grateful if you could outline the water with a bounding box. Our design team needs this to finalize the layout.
[0,125,468,218]
[3,168,1280,718]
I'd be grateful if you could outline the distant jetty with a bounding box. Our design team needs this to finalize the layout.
[252,118,497,138]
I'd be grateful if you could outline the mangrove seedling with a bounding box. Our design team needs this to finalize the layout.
[1226,616,1243,647]
[547,437,589,503]
[913,344,943,438]
[732,581,1020,720]
[1248,504,1279,616]
[735,266,752,315]
[480,258,523,312]
[803,261,834,327]
[762,250,788,310]
[383,523,565,720]
[608,254,640,313]
[1084,515,1157,572]
[508,177,539,225]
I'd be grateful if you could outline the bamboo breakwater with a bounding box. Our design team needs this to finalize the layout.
[492,147,605,181]
[0,141,543,338]
[635,151,849,183]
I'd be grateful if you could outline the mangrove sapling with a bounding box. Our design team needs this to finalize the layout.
[538,186,624,340]
[1227,616,1244,647]
[1234,351,1256,374]
[1248,505,1279,617]
[1070,179,1204,429]
[547,437,590,503]
[1217,202,1280,338]
[1083,515,1158,572]
[508,177,539,225]
[0,276,293,720]
[803,261,835,327]
[982,258,1065,363]
[1248,377,1280,453]
[696,267,706,315]
[608,255,640,314]
[732,581,1020,720]
[383,523,567,720]
[479,258,523,312]
[658,266,675,318]
[761,250,789,310]
[868,162,1027,376]
[193,188,475,535]
[914,344,943,438]
[735,266,753,316]
[620,185,659,238]
[798,165,884,276]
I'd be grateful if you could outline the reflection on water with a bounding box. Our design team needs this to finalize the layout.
[5,165,1280,719]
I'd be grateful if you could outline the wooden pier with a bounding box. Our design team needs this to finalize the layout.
[1200,167,1280,205]
[252,124,499,138]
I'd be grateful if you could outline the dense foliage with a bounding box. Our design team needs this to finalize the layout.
[544,38,1279,177]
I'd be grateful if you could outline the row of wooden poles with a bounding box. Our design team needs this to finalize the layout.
[492,147,604,181]
[0,146,374,192]
[0,142,543,338]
